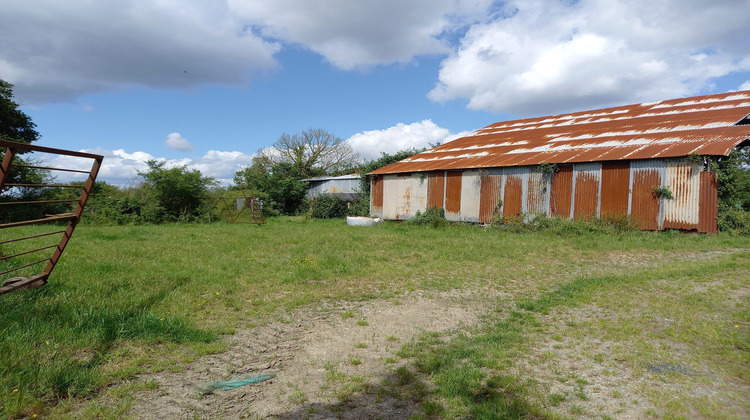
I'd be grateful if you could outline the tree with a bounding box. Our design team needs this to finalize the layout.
[254,128,359,178]
[138,160,218,222]
[233,162,308,215]
[1,78,43,186]
[0,79,39,145]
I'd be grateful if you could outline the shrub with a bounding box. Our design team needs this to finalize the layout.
[310,194,349,219]
[407,207,446,228]
[718,210,750,235]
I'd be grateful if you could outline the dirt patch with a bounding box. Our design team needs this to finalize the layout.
[128,291,492,419]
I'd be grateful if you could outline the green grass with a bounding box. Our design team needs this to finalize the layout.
[1,217,748,418]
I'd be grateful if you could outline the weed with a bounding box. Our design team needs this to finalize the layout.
[353,342,367,349]
[356,319,369,326]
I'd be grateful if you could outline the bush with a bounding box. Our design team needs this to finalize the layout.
[310,194,349,219]
[718,210,750,235]
[407,207,446,228]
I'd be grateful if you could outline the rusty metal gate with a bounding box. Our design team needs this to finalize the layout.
[1,140,102,295]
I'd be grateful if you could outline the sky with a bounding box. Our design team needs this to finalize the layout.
[2,0,749,186]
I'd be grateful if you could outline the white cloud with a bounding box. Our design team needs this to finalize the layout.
[429,0,750,116]
[229,0,493,70]
[164,132,194,152]
[346,120,470,160]
[36,148,255,186]
[1,1,280,104]
[740,81,750,91]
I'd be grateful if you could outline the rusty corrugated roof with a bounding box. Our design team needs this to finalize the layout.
[371,90,750,175]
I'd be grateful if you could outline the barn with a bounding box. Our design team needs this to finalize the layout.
[369,90,750,233]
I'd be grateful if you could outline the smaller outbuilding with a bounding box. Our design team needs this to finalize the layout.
[301,174,361,201]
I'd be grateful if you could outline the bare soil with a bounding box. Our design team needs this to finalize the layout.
[129,291,492,419]
[125,249,749,419]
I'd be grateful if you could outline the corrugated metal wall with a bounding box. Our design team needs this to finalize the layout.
[630,160,663,230]
[372,158,718,232]
[445,171,462,220]
[479,170,503,223]
[551,165,573,218]
[573,163,601,220]
[663,161,701,230]
[371,175,383,217]
[427,171,445,209]
[600,161,630,218]
[459,171,481,222]
[699,171,718,233]
[503,170,523,218]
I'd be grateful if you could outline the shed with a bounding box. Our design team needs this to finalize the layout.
[369,90,750,233]
[301,174,361,201]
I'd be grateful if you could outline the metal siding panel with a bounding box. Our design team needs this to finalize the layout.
[427,171,445,209]
[630,161,662,230]
[526,169,549,214]
[503,173,523,218]
[371,175,383,216]
[600,161,630,218]
[699,171,718,233]
[382,175,398,219]
[411,175,428,217]
[573,163,601,220]
[664,160,701,230]
[551,165,573,218]
[479,171,503,223]
[460,170,481,222]
[445,171,462,220]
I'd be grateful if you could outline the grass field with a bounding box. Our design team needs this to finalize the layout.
[1,218,748,418]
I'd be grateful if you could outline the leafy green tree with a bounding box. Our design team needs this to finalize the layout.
[0,79,38,145]
[138,160,217,222]
[233,162,308,215]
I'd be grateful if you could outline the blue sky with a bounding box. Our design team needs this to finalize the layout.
[2,0,749,185]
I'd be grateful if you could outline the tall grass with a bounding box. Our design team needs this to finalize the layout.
[1,217,748,417]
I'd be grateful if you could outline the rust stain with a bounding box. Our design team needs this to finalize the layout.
[699,171,718,233]
[551,165,573,218]
[427,171,445,209]
[573,171,600,220]
[445,171,462,218]
[371,90,750,175]
[503,176,523,218]
[479,173,502,223]
[631,169,661,230]
[600,161,630,218]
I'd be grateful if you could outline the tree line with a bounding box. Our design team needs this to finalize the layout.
[2,77,748,230]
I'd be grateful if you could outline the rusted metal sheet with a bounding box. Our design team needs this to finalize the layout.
[503,174,523,218]
[371,90,750,175]
[698,171,718,233]
[479,170,503,223]
[630,161,662,230]
[460,170,481,222]
[370,175,383,216]
[663,161,701,230]
[1,140,103,296]
[445,171,462,220]
[600,161,630,218]
[551,165,573,218]
[526,169,548,214]
[427,171,445,209]
[573,163,601,220]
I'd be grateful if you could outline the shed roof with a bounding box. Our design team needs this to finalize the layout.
[300,174,361,182]
[371,90,750,175]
